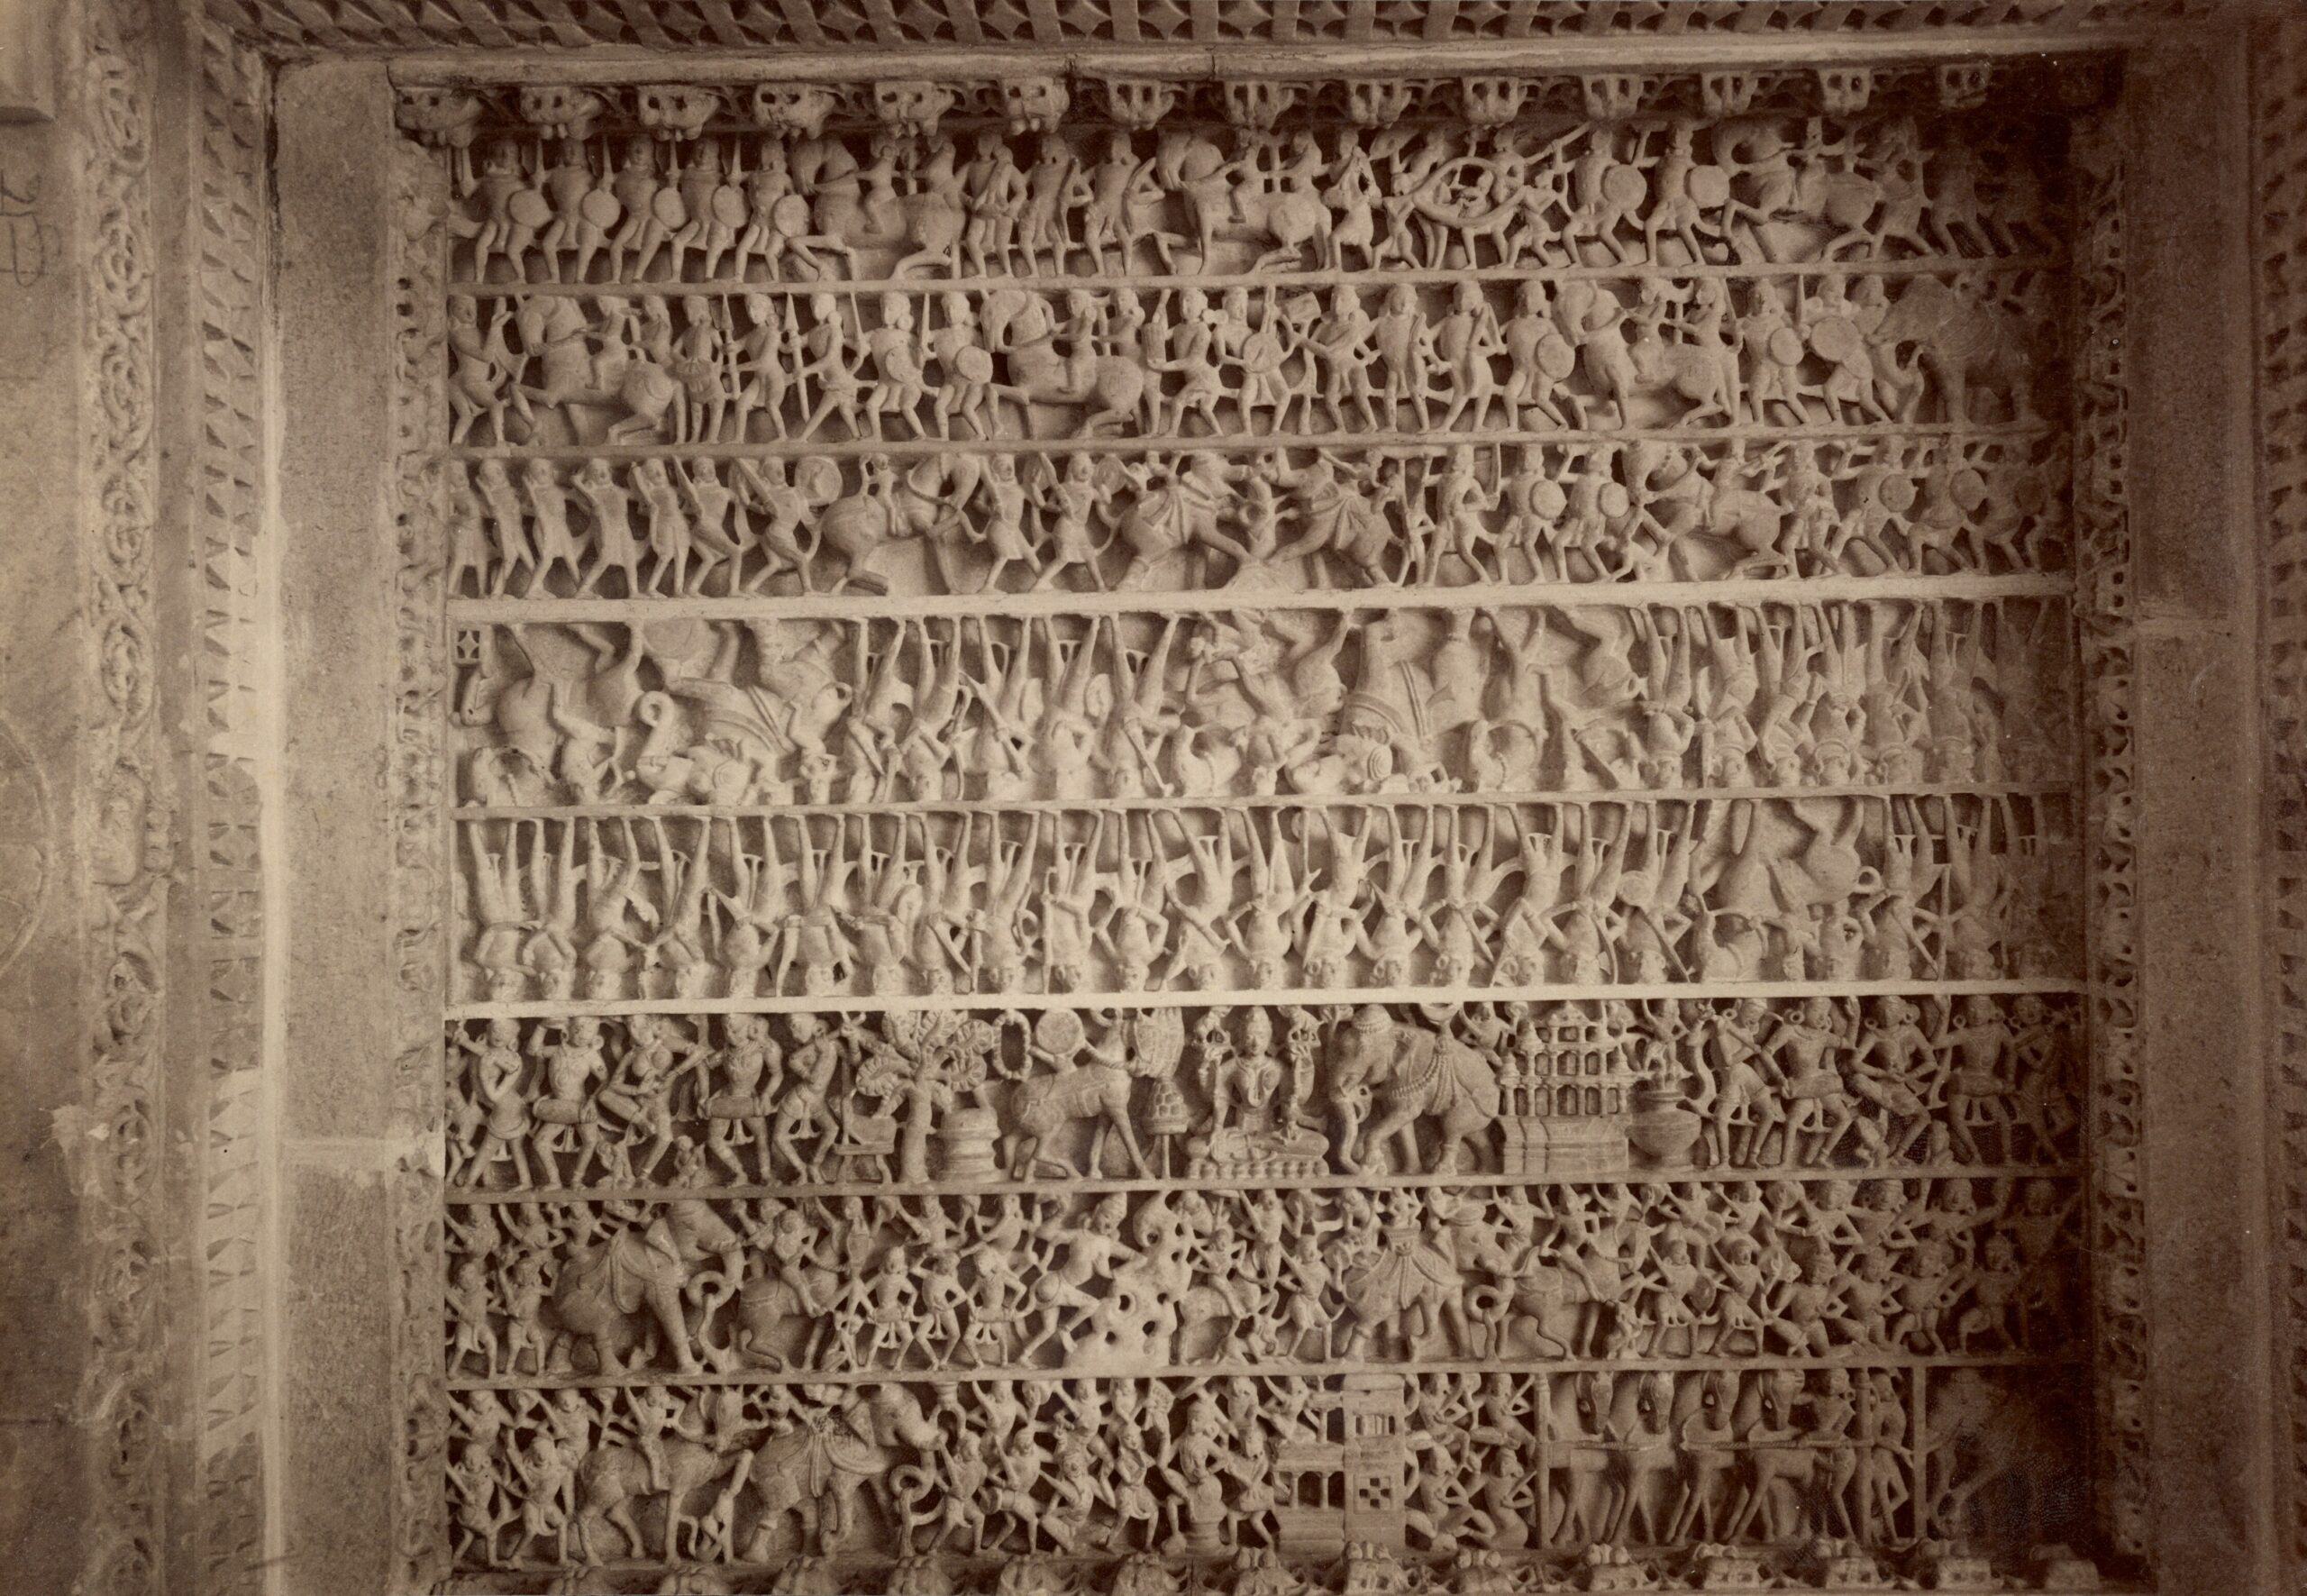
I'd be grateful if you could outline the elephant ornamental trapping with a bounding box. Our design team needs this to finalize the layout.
[1327,1006,1502,1174]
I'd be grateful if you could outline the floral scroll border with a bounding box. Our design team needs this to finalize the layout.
[72,0,170,1591]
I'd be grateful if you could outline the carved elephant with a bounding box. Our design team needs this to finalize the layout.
[552,1218,697,1373]
[1326,1007,1501,1173]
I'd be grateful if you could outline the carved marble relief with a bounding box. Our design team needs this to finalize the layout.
[410,77,2102,1594]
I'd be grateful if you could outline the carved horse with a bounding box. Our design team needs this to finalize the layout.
[1919,1368,2074,1550]
[1154,131,1333,271]
[514,296,687,443]
[1327,1009,1501,1174]
[815,455,982,593]
[1721,1370,1827,1543]
[980,288,1146,436]
[992,1009,1180,1180]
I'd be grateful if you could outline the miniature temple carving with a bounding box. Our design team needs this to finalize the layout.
[407,68,2105,1594]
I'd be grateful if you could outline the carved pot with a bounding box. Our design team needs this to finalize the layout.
[937,1105,999,1182]
[1628,1084,1701,1168]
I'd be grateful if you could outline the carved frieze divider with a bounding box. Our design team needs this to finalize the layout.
[188,19,277,1594]
[212,0,2205,56]
[2252,14,2307,1580]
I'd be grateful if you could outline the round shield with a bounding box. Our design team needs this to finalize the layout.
[508,187,552,228]
[1525,479,1568,518]
[651,187,688,229]
[1809,315,1863,366]
[771,193,812,235]
[1599,481,1632,518]
[1765,324,1806,368]
[1951,467,1990,513]
[711,184,748,229]
[1536,331,1576,381]
[1034,1008,1085,1055]
[579,188,621,230]
[1600,163,1648,208]
[1686,165,1731,207]
[792,455,843,506]
[1876,474,1918,515]
[953,345,996,384]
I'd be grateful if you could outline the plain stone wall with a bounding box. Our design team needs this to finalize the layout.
[2124,34,2282,1596]
[274,58,407,1596]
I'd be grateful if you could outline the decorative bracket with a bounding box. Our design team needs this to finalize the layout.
[1701,70,1760,119]
[872,79,957,139]
[1093,78,1179,130]
[1581,72,1646,120]
[1816,67,1874,115]
[999,77,1070,134]
[514,87,605,143]
[633,85,720,140]
[394,87,484,149]
[1937,61,1993,110]
[749,83,840,139]
[1221,80,1300,131]
[1458,76,1529,127]
[1345,79,1418,129]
